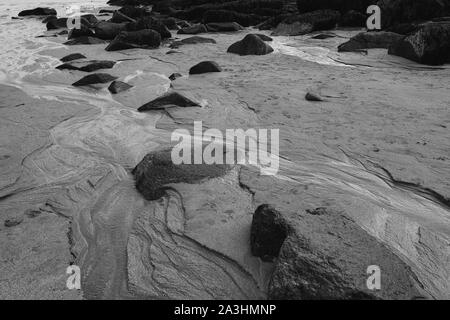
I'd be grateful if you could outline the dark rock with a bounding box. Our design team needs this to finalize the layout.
[386,22,420,35]
[46,18,68,30]
[305,92,323,101]
[166,50,180,54]
[126,16,172,39]
[106,30,162,51]
[189,61,222,74]
[24,209,42,218]
[272,10,340,36]
[95,21,128,40]
[203,9,264,27]
[42,15,57,24]
[250,204,290,262]
[338,31,404,52]
[227,34,274,55]
[257,13,292,30]
[388,22,450,65]
[64,36,107,45]
[68,26,95,39]
[268,207,425,299]
[60,53,86,62]
[4,217,23,227]
[81,14,98,25]
[378,0,450,29]
[108,81,133,94]
[340,10,367,27]
[206,22,244,32]
[72,73,118,87]
[170,36,216,48]
[18,7,56,16]
[177,24,208,34]
[138,91,200,111]
[310,33,335,39]
[110,5,149,23]
[132,150,229,201]
[169,73,183,80]
[57,60,116,72]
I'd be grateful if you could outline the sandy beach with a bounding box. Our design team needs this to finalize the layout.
[0,0,449,300]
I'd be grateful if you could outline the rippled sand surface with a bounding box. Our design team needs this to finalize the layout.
[0,1,449,299]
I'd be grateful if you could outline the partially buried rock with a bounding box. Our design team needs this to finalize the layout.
[64,36,106,45]
[189,61,222,75]
[60,53,86,62]
[169,73,182,81]
[311,33,335,39]
[250,204,290,262]
[18,7,56,16]
[305,91,323,101]
[4,217,23,227]
[72,73,118,87]
[206,22,244,32]
[57,60,116,72]
[108,81,133,94]
[227,34,274,56]
[138,92,199,111]
[105,30,161,51]
[388,22,450,65]
[177,24,207,34]
[338,31,404,52]
[132,150,229,201]
[166,50,180,54]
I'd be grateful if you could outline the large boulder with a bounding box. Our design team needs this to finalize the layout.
[206,22,244,32]
[132,150,229,201]
[126,16,172,39]
[227,34,274,55]
[46,18,68,30]
[272,10,341,36]
[18,7,56,16]
[250,205,290,262]
[138,92,200,111]
[388,22,450,65]
[56,60,116,72]
[189,61,222,74]
[72,73,118,86]
[377,0,450,28]
[177,24,208,34]
[338,31,404,52]
[95,21,128,40]
[265,206,426,299]
[105,30,162,51]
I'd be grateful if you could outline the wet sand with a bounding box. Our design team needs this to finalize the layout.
[0,2,449,299]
